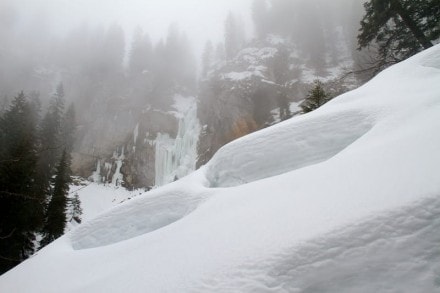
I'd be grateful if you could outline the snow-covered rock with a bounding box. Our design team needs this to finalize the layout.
[1,45,440,292]
[198,34,359,167]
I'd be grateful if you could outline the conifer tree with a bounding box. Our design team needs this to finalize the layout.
[69,193,82,224]
[41,150,72,247]
[0,95,9,114]
[0,92,42,273]
[101,23,125,75]
[61,103,76,153]
[34,83,66,199]
[300,80,330,113]
[128,27,153,77]
[358,0,439,71]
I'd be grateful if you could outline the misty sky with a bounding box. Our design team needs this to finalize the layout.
[6,0,252,55]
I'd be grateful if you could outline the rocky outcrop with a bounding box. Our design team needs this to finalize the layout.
[75,94,201,190]
[122,109,179,188]
[82,107,179,189]
[197,35,360,167]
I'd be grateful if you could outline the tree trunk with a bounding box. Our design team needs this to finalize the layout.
[390,0,433,49]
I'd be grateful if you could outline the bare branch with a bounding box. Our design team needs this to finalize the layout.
[0,191,44,201]
[0,228,16,239]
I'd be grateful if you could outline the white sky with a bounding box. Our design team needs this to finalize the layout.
[11,0,252,56]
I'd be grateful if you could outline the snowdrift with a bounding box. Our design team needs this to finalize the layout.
[1,45,440,292]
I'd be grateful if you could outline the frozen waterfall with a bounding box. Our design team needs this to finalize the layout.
[154,96,201,186]
[111,146,125,186]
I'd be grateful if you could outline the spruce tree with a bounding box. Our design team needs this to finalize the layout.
[34,83,66,207]
[0,92,42,273]
[300,80,330,113]
[61,103,76,153]
[128,27,153,77]
[69,193,83,224]
[41,150,72,247]
[0,95,9,114]
[358,0,439,71]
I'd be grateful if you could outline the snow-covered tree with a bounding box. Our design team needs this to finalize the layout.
[69,193,82,224]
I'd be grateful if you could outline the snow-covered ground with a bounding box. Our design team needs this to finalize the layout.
[67,180,141,224]
[1,45,440,292]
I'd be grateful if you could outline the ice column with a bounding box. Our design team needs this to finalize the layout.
[91,160,102,183]
[112,146,125,186]
[154,99,200,186]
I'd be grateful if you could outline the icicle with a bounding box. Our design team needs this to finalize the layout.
[91,160,102,183]
[154,97,201,186]
[112,146,125,187]
[133,123,139,145]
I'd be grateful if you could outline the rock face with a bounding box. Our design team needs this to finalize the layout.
[77,95,200,190]
[197,35,359,167]
[70,22,365,186]
[154,97,200,186]
[73,108,177,189]
[122,109,179,188]
[73,32,361,187]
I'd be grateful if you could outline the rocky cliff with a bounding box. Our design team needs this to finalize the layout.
[197,33,360,167]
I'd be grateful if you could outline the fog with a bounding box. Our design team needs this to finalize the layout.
[2,0,252,55]
[0,0,366,174]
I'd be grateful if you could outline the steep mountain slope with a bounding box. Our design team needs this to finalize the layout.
[1,45,440,292]
[197,33,359,166]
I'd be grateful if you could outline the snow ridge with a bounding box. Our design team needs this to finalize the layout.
[207,109,373,187]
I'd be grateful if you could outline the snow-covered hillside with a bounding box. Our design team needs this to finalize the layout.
[67,180,140,225]
[1,46,440,292]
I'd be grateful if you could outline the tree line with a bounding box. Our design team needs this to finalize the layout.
[0,84,79,274]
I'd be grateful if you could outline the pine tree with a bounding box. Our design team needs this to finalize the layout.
[128,27,153,77]
[358,0,439,71]
[69,193,82,224]
[41,150,72,247]
[61,103,76,153]
[0,94,9,114]
[300,80,330,113]
[101,23,125,75]
[34,83,66,209]
[0,92,42,273]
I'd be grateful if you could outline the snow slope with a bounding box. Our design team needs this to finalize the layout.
[1,46,440,292]
[67,181,141,224]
